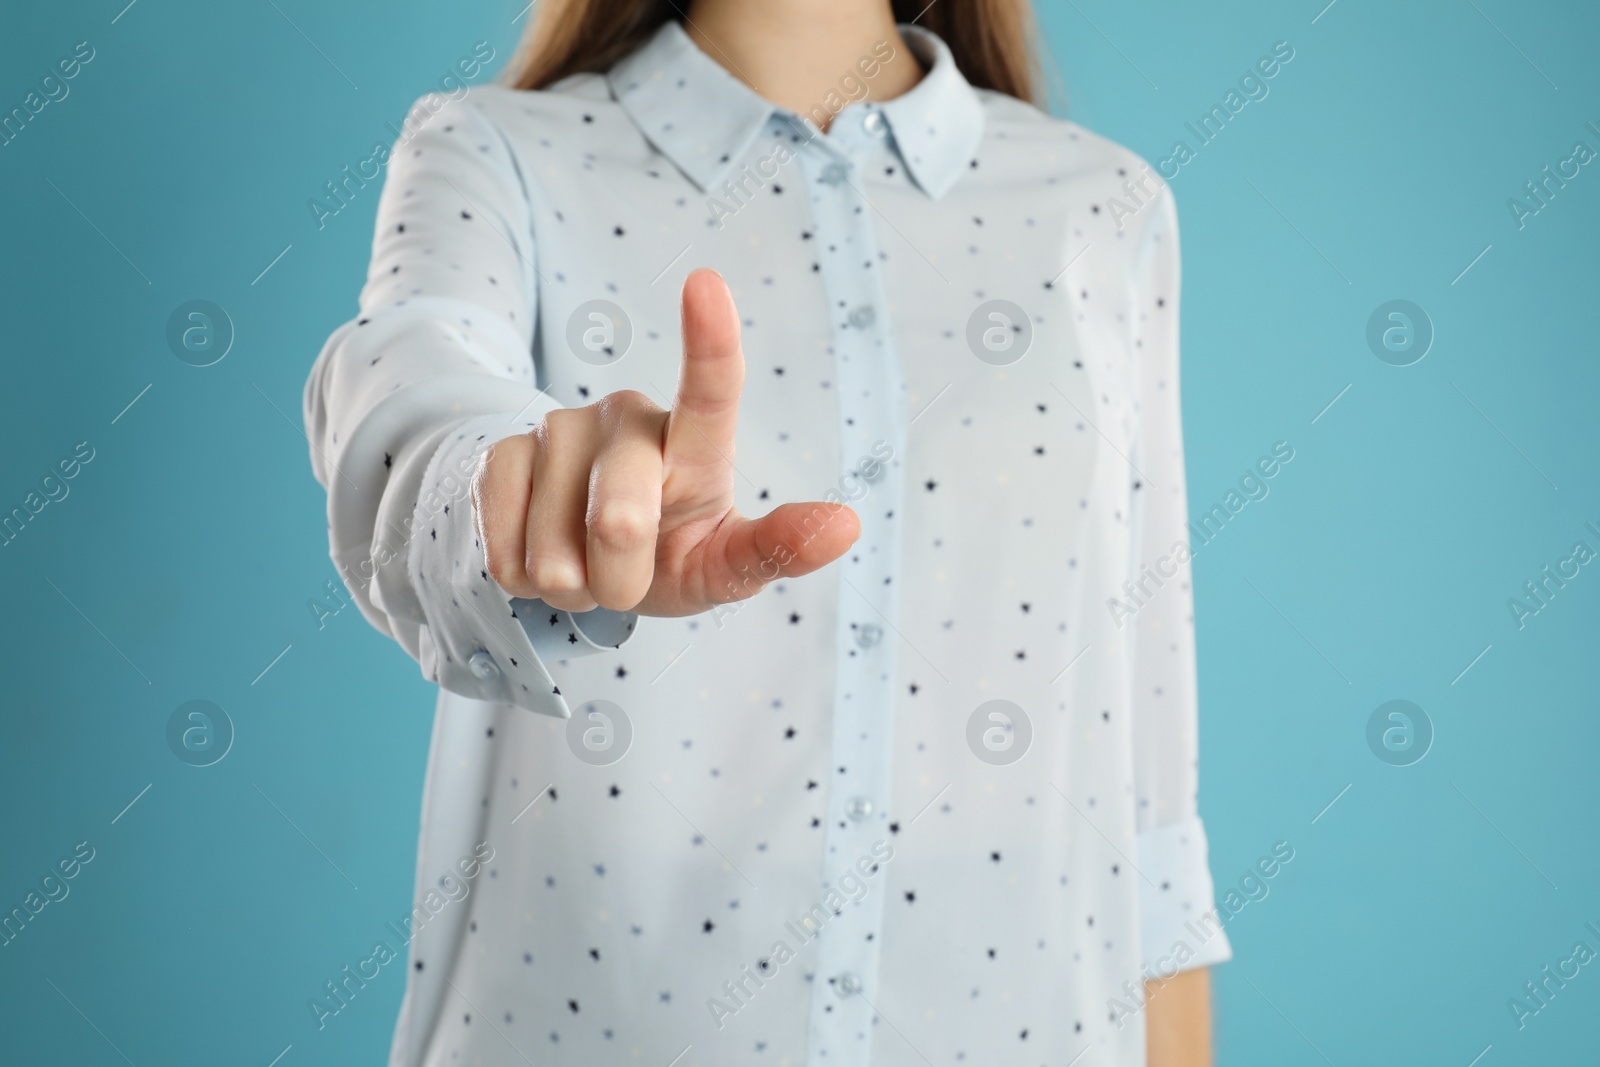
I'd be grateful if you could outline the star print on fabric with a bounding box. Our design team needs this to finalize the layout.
[306,19,1228,1066]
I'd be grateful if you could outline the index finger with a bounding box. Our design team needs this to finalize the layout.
[664,268,744,476]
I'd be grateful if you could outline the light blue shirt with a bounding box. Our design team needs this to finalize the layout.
[306,19,1229,1067]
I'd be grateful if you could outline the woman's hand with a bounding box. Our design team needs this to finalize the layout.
[474,268,861,616]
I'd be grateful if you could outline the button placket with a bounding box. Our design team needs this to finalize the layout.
[793,117,907,1067]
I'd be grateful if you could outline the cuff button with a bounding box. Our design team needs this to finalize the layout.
[468,650,500,679]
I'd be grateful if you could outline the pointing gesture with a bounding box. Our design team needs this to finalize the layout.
[475,268,861,616]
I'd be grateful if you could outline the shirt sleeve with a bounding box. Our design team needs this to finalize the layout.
[1124,184,1232,974]
[302,90,635,719]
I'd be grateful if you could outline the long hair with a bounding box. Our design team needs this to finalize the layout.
[505,0,1040,104]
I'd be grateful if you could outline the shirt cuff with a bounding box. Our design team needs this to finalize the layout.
[515,600,638,660]
[1136,815,1233,976]
[408,411,638,717]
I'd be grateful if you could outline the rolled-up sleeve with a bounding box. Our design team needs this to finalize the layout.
[1125,185,1231,973]
[302,91,633,718]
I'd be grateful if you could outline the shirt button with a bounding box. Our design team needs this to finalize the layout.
[855,623,883,649]
[859,460,886,484]
[835,971,862,998]
[862,110,886,137]
[820,161,848,185]
[468,650,500,679]
[848,305,876,329]
[845,795,874,821]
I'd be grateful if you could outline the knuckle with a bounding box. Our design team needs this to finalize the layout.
[593,583,646,613]
[482,435,525,469]
[528,556,587,599]
[531,415,588,475]
[484,548,522,592]
[596,389,662,434]
[474,441,512,496]
[603,388,655,414]
[588,498,659,550]
[540,406,588,440]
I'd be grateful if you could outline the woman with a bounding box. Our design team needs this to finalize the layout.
[304,0,1229,1063]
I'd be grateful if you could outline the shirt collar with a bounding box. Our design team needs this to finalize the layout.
[875,26,985,199]
[606,21,984,200]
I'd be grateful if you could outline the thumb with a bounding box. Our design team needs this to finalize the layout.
[703,502,861,603]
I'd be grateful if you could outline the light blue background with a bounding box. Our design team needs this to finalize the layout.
[2,1,1596,1063]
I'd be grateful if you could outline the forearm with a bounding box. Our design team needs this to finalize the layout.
[1145,967,1212,1067]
